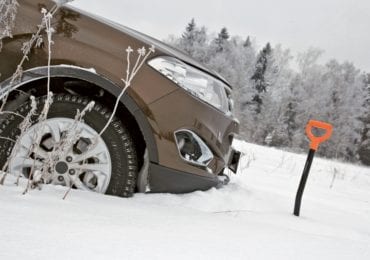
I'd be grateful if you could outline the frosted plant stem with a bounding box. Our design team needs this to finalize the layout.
[63,45,155,200]
[62,172,81,200]
[62,176,75,200]
[0,111,25,118]
[330,167,338,189]
[98,46,154,137]
[0,136,15,185]
[44,9,53,97]
[21,8,56,193]
[1,1,76,191]
[0,136,15,143]
[0,4,58,112]
[0,96,36,185]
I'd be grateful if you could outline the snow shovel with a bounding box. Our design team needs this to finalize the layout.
[294,120,333,217]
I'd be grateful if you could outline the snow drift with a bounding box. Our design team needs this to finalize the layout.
[0,140,369,259]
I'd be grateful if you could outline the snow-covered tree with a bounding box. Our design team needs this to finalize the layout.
[290,48,326,148]
[177,19,208,63]
[246,45,295,145]
[213,27,230,53]
[181,18,196,46]
[243,36,252,48]
[319,60,365,160]
[359,73,370,165]
[250,42,272,114]
[290,50,367,160]
[260,45,295,146]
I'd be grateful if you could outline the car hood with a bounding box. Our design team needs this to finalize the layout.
[66,4,231,87]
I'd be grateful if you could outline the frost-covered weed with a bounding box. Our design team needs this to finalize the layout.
[0,0,18,52]
[0,1,155,199]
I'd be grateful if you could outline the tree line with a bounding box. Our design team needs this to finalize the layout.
[167,19,370,165]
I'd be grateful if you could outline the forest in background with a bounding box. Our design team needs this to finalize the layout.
[2,0,369,166]
[167,19,370,165]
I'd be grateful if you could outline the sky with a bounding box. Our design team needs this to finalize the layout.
[71,0,370,72]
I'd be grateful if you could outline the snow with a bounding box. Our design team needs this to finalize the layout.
[59,64,97,74]
[0,140,369,259]
[52,0,74,6]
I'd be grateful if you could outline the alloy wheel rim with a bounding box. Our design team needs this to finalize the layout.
[9,118,112,193]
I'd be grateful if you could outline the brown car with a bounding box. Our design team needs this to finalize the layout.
[0,0,240,197]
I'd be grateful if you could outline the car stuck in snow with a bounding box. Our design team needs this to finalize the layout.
[0,0,241,197]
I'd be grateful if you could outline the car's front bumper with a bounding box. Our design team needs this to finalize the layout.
[148,148,241,193]
[145,87,241,193]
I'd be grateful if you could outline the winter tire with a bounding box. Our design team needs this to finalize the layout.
[0,94,138,197]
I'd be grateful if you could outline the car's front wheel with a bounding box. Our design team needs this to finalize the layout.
[0,94,138,197]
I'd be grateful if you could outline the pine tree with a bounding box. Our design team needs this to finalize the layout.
[243,36,251,48]
[250,42,272,113]
[214,27,230,52]
[182,18,196,42]
[218,27,229,41]
[178,19,209,62]
[251,43,271,93]
[180,18,197,55]
[252,45,294,146]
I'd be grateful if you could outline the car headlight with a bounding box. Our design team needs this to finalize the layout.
[148,56,232,114]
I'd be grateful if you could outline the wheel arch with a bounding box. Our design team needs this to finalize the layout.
[0,65,159,164]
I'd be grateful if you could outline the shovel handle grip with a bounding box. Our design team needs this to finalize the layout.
[306,120,333,151]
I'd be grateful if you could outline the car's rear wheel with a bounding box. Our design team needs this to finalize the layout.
[0,94,138,197]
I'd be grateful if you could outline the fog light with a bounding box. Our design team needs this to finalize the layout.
[174,130,214,167]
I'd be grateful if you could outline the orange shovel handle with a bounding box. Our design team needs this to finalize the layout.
[306,120,333,151]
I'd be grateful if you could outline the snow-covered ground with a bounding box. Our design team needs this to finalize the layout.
[0,140,369,260]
